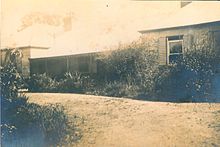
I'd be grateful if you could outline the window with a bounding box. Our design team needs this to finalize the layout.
[78,56,89,73]
[167,35,183,64]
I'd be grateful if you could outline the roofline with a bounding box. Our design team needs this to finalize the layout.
[138,20,220,34]
[0,46,50,51]
[29,51,103,60]
[29,49,115,60]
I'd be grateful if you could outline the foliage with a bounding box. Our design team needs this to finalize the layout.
[58,72,92,93]
[1,49,78,146]
[1,97,77,146]
[26,103,78,145]
[96,41,160,97]
[27,73,58,92]
[155,32,219,102]
[92,81,139,98]
[28,72,95,94]
[0,49,24,99]
[180,36,219,100]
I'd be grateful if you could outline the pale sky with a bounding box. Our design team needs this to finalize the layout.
[2,0,218,57]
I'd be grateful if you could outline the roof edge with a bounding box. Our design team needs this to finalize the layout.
[0,45,50,50]
[138,20,220,34]
[29,51,102,60]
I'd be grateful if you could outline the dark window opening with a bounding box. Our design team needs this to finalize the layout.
[168,35,183,41]
[78,56,89,73]
[167,35,183,64]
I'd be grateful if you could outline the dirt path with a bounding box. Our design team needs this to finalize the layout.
[27,93,220,147]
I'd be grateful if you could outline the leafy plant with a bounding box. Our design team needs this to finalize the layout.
[155,32,219,102]
[27,73,59,92]
[182,33,218,100]
[1,49,79,146]
[58,72,84,93]
[92,81,139,98]
[96,41,160,98]
[26,103,79,146]
[0,49,24,99]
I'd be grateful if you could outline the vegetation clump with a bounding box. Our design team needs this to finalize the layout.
[1,49,80,146]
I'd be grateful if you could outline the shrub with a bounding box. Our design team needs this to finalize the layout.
[27,73,59,92]
[1,49,79,146]
[155,32,219,102]
[92,81,139,98]
[58,72,85,93]
[0,49,24,99]
[1,98,78,146]
[28,72,95,94]
[96,41,160,98]
[180,47,218,101]
[26,103,78,145]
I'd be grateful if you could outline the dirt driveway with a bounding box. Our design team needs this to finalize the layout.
[27,93,220,147]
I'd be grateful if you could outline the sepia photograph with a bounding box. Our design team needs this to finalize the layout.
[0,0,220,146]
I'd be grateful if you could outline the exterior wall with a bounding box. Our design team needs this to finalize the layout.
[21,48,31,77]
[0,50,8,66]
[140,21,220,65]
[30,52,98,77]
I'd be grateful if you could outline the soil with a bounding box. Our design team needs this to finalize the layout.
[27,93,220,147]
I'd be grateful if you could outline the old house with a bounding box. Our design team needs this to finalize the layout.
[139,2,220,65]
[1,2,219,78]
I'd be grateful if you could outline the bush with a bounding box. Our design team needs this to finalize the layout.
[26,103,78,145]
[1,49,79,146]
[28,72,95,94]
[154,32,219,102]
[0,49,24,99]
[1,97,78,146]
[27,73,58,92]
[96,41,160,98]
[58,72,86,93]
[92,81,139,98]
[180,48,218,101]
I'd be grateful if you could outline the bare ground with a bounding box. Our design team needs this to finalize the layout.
[27,93,220,147]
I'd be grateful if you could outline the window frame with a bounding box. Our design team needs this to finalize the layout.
[167,37,184,64]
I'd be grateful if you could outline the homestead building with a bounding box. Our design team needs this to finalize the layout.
[1,2,220,77]
[139,2,220,65]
